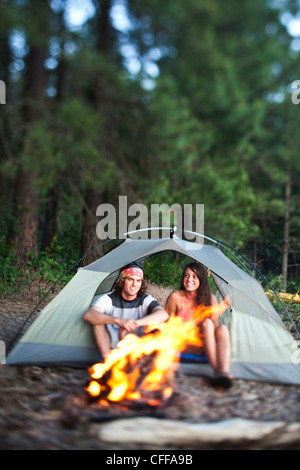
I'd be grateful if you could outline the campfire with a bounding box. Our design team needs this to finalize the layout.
[85,300,229,407]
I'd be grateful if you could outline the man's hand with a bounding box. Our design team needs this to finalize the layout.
[114,317,139,332]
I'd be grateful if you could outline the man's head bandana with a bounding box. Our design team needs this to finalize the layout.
[120,267,143,279]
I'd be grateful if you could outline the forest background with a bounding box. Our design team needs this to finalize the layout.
[1,0,300,305]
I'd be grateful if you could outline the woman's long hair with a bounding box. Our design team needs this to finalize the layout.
[180,262,211,306]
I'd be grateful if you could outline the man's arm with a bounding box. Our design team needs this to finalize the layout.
[83,306,139,332]
[135,306,169,327]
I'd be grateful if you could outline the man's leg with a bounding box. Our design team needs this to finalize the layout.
[93,324,111,359]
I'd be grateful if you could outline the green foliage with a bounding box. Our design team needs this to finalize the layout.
[267,274,300,296]
[26,250,72,286]
[141,77,259,248]
[143,252,191,288]
[143,251,216,293]
[1,0,300,293]
[0,243,74,301]
[261,274,300,334]
[0,245,21,297]
[20,98,116,192]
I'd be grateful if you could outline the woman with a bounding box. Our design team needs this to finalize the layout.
[165,262,232,388]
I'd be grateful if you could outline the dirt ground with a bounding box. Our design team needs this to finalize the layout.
[1,296,300,450]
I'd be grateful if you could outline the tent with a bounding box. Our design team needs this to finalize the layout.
[7,234,300,385]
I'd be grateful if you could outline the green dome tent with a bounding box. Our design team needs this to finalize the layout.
[6,234,300,385]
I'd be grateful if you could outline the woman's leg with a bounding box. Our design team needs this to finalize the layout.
[202,319,231,376]
[202,318,218,373]
[215,324,231,375]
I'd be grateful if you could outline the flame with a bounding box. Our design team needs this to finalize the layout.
[86,298,229,405]
[86,380,101,397]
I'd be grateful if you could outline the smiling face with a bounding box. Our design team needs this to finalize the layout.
[182,267,200,293]
[122,275,143,300]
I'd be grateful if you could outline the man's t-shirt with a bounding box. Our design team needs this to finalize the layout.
[93,292,160,347]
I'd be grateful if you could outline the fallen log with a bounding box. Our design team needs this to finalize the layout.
[266,290,300,304]
[97,417,300,448]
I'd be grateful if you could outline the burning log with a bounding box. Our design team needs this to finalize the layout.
[86,350,175,408]
[85,300,229,407]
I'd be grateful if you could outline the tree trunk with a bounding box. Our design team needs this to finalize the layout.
[7,0,51,261]
[97,0,112,54]
[41,183,61,253]
[79,0,113,265]
[8,168,39,258]
[40,21,67,253]
[282,165,291,292]
[80,188,104,266]
[9,45,46,261]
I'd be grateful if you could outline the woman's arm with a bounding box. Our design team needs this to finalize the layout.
[210,293,220,327]
[165,292,179,316]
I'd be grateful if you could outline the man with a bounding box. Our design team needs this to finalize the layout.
[83,264,169,359]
